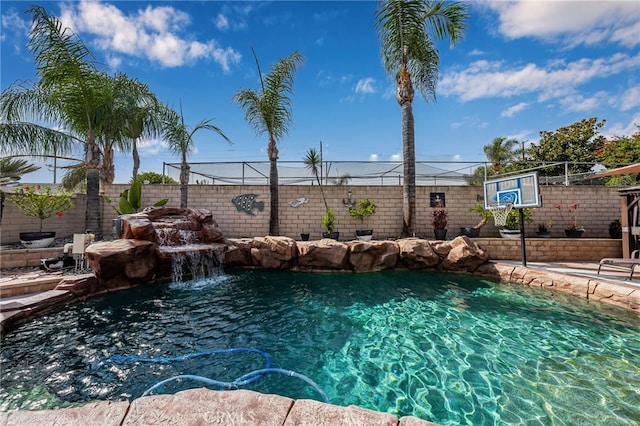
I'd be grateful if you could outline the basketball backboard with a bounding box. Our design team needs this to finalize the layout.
[483,172,542,209]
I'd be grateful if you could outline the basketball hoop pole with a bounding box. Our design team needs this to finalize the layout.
[519,208,527,266]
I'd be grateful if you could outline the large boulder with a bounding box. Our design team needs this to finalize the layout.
[121,214,155,242]
[297,239,349,270]
[348,240,399,272]
[251,236,297,269]
[224,238,254,267]
[85,239,156,289]
[441,236,489,272]
[397,238,441,269]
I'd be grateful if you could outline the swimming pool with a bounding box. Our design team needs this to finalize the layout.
[1,270,638,425]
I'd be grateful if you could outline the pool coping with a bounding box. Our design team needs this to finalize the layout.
[0,388,438,425]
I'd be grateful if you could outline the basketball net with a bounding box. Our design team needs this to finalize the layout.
[491,203,513,227]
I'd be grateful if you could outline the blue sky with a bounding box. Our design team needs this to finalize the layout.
[1,0,639,184]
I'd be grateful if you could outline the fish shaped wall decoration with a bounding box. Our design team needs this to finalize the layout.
[231,193,265,216]
[287,197,308,208]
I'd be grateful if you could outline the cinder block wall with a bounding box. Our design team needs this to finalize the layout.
[0,184,623,244]
[99,184,620,240]
[480,238,622,261]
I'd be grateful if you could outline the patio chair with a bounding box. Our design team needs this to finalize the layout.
[597,250,640,280]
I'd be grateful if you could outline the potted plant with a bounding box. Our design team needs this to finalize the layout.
[348,198,376,241]
[300,232,310,241]
[322,207,339,240]
[463,205,492,237]
[536,220,553,238]
[304,148,339,240]
[609,219,622,239]
[432,204,448,240]
[556,203,585,237]
[8,184,73,248]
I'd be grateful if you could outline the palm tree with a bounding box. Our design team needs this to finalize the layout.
[303,147,329,210]
[233,49,304,236]
[483,137,520,174]
[0,158,41,223]
[0,7,160,237]
[161,104,232,208]
[375,0,467,236]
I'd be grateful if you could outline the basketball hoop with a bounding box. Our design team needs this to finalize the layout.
[490,203,513,227]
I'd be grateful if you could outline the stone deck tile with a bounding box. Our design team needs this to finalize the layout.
[123,388,294,426]
[3,401,129,426]
[284,399,399,425]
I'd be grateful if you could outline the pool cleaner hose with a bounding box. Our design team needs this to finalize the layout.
[103,347,330,403]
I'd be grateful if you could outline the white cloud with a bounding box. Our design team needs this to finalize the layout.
[486,1,640,47]
[354,77,376,94]
[603,112,640,138]
[620,86,640,111]
[0,9,29,53]
[215,13,229,31]
[58,0,240,71]
[440,53,640,102]
[369,154,378,161]
[390,153,401,161]
[316,70,352,87]
[137,138,165,155]
[501,102,528,118]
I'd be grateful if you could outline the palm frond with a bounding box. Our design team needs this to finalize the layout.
[0,122,80,156]
[375,0,468,101]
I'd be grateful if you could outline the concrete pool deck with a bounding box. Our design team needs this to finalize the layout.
[0,261,638,425]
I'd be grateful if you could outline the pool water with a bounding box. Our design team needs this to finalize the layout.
[1,270,639,425]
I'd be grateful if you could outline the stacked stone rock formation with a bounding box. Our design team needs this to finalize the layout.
[86,208,490,290]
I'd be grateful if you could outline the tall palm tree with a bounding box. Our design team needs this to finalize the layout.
[161,104,232,208]
[0,7,160,237]
[376,0,467,236]
[233,49,304,236]
[483,137,519,174]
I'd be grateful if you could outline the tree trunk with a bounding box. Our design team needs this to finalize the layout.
[85,134,102,238]
[132,141,140,182]
[100,146,115,186]
[397,66,416,237]
[180,158,189,209]
[268,136,279,236]
[401,101,416,236]
[85,167,101,238]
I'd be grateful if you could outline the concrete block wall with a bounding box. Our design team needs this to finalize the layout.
[99,184,621,240]
[0,184,623,244]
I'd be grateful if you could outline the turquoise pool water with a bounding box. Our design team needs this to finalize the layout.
[1,270,639,425]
